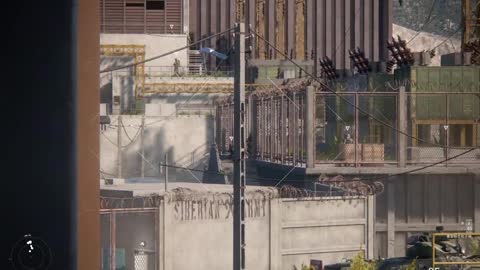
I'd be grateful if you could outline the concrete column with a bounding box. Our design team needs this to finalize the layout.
[367,195,375,260]
[398,86,407,167]
[387,179,396,257]
[474,173,480,232]
[287,0,295,58]
[183,0,189,34]
[267,0,275,59]
[305,86,315,168]
[269,198,282,270]
[305,0,313,60]
[163,200,174,270]
[158,206,164,270]
[372,0,380,62]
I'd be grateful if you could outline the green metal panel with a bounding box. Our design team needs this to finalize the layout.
[403,66,480,120]
[439,68,451,92]
[407,66,480,93]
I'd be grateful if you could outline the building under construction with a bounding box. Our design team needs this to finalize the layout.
[190,0,393,72]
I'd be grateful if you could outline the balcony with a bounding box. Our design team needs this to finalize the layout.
[216,87,480,169]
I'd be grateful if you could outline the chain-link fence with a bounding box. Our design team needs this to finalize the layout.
[100,210,158,270]
[407,92,480,164]
[216,90,480,167]
[315,92,398,166]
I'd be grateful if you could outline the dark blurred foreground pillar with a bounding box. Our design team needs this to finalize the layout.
[77,0,100,269]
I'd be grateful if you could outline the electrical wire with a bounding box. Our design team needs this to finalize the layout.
[429,26,463,51]
[249,27,479,151]
[120,117,143,146]
[428,1,480,52]
[100,27,236,74]
[333,5,363,57]
[155,145,475,186]
[406,0,438,44]
[336,148,476,182]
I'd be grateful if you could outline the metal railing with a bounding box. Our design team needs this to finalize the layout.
[144,66,233,78]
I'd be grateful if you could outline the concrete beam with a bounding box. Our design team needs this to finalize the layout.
[282,218,366,228]
[305,166,480,176]
[281,245,364,255]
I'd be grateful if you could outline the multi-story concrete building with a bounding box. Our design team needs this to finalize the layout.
[190,0,393,73]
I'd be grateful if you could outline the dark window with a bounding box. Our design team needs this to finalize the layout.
[146,0,165,10]
[125,2,144,7]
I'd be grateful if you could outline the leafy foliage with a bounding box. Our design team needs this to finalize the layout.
[350,251,376,270]
[292,263,314,270]
[466,238,480,255]
[404,257,417,270]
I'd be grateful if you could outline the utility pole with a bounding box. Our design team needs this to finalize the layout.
[233,22,246,270]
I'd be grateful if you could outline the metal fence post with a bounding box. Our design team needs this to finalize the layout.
[249,94,257,159]
[354,93,359,167]
[293,91,297,166]
[445,93,449,167]
[398,87,407,167]
[305,86,315,168]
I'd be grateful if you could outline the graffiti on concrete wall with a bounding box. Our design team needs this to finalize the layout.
[173,198,267,221]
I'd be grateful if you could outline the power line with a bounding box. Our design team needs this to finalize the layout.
[336,148,475,182]
[407,0,438,44]
[249,27,479,151]
[155,146,475,186]
[333,5,363,57]
[428,1,480,52]
[100,27,236,74]
[429,25,463,51]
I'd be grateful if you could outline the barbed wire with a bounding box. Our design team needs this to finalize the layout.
[249,26,479,151]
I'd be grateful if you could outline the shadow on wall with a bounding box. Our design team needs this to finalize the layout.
[202,116,227,184]
[120,120,217,184]
[99,56,134,107]
[121,126,165,179]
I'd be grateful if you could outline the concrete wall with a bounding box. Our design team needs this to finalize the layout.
[374,173,480,258]
[100,115,215,181]
[280,198,373,268]
[161,195,372,270]
[164,194,271,270]
[100,34,188,68]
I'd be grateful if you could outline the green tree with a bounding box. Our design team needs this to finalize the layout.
[404,257,417,270]
[350,251,376,270]
[292,263,314,270]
